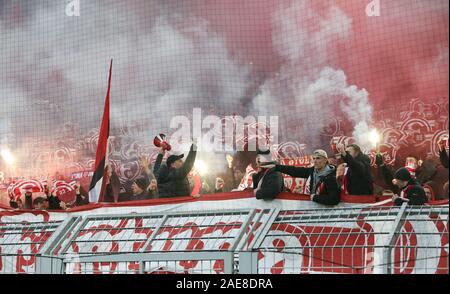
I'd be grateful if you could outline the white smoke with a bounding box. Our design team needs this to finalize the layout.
[0,1,251,173]
[251,0,373,151]
[0,87,29,147]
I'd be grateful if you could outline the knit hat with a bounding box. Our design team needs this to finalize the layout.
[394,167,412,182]
[256,148,272,163]
[166,154,184,167]
[313,149,328,159]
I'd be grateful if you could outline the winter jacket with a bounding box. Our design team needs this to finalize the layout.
[24,194,33,210]
[439,149,449,169]
[157,144,197,198]
[394,179,427,206]
[375,154,400,194]
[341,152,373,195]
[153,153,164,178]
[415,160,437,184]
[75,193,89,206]
[9,200,19,209]
[274,164,340,205]
[47,195,63,210]
[252,167,285,200]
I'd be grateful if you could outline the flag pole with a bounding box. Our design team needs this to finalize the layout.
[88,59,113,203]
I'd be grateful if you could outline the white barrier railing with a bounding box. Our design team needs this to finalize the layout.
[1,204,448,274]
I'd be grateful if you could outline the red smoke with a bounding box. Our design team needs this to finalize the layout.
[331,0,448,110]
[197,0,448,111]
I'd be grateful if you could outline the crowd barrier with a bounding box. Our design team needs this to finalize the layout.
[0,192,448,274]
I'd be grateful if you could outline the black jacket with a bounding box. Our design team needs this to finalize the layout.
[24,194,33,209]
[157,144,197,198]
[153,153,164,178]
[439,149,449,169]
[252,168,284,200]
[341,152,373,195]
[375,154,400,194]
[75,193,89,206]
[9,200,19,209]
[274,164,340,205]
[47,195,63,210]
[394,179,427,206]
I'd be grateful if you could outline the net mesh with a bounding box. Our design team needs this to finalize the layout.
[0,0,448,200]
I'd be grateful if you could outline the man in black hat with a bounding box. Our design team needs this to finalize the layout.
[252,148,284,200]
[391,167,427,206]
[157,140,197,198]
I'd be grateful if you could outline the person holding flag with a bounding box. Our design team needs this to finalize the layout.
[89,59,113,203]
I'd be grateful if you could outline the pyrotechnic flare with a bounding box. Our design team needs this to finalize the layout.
[369,129,381,152]
[1,148,15,165]
[194,159,208,176]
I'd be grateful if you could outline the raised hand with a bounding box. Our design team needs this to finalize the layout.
[438,138,446,151]
[226,154,233,168]
[139,155,150,171]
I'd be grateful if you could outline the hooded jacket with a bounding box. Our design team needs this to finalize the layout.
[341,152,374,195]
[274,164,340,205]
[157,144,197,198]
[439,149,449,169]
[252,167,285,200]
[394,179,427,206]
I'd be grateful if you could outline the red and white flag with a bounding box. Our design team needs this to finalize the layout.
[89,59,113,203]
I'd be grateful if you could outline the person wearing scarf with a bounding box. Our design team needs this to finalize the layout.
[252,148,285,200]
[271,149,340,205]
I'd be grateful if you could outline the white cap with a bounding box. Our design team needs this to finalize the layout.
[313,149,328,159]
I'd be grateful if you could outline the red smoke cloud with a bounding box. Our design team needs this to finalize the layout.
[196,0,448,111]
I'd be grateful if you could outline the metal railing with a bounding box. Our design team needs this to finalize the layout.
[1,204,448,274]
[0,220,62,274]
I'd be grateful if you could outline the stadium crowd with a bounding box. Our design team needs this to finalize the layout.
[2,138,449,211]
